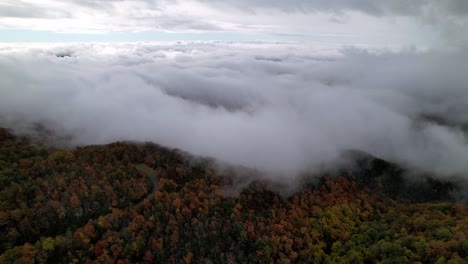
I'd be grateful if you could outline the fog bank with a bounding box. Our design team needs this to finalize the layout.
[1,42,467,178]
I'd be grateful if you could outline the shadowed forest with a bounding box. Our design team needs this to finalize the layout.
[0,128,466,263]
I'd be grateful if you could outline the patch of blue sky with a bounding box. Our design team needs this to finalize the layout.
[0,29,292,42]
[0,29,355,44]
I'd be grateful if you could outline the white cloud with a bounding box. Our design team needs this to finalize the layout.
[0,42,467,178]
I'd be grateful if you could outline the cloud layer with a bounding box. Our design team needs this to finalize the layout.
[1,42,467,179]
[1,1,467,47]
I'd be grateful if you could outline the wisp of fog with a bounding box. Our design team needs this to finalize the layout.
[0,42,467,178]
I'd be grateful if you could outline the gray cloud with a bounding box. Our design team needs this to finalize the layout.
[0,1,66,18]
[204,0,468,47]
[63,0,468,17]
[200,0,468,16]
[45,0,468,18]
[0,42,467,179]
[1,0,466,48]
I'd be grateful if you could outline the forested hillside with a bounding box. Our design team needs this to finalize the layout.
[0,128,466,263]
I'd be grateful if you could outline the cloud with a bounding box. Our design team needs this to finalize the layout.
[0,0,224,34]
[1,1,466,47]
[55,0,468,17]
[201,0,468,19]
[203,0,468,46]
[0,3,42,18]
[0,1,67,18]
[0,42,467,179]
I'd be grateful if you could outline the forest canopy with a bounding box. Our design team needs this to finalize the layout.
[0,128,466,263]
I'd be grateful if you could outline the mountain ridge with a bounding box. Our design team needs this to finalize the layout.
[0,127,467,263]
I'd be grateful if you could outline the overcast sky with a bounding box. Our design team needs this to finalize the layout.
[1,0,467,47]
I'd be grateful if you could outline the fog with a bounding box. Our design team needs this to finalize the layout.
[0,42,467,178]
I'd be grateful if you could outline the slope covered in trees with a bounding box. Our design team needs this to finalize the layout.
[0,128,466,263]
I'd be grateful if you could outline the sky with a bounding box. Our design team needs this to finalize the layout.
[1,1,468,180]
[0,0,467,47]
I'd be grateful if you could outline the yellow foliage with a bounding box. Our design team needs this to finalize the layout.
[42,237,55,251]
